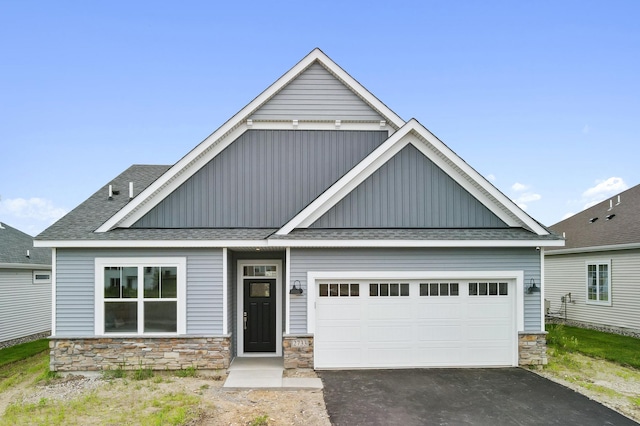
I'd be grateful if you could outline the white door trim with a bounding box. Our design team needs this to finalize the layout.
[236,260,283,357]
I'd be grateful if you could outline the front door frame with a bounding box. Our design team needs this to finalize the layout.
[236,260,282,357]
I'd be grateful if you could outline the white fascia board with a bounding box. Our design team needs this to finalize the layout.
[407,121,549,235]
[96,48,404,232]
[249,121,394,134]
[0,262,51,270]
[267,239,564,248]
[33,238,564,249]
[545,242,640,256]
[277,123,415,235]
[34,240,271,248]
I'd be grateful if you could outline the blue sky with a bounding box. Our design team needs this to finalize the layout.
[1,1,638,236]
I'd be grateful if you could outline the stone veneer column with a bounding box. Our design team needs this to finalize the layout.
[518,332,548,366]
[50,336,230,372]
[283,335,314,369]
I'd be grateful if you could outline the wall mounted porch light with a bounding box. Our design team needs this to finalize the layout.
[527,278,540,294]
[290,280,303,295]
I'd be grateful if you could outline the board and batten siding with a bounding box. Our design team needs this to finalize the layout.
[250,62,384,122]
[311,144,507,228]
[55,248,224,337]
[133,130,388,228]
[0,269,51,342]
[545,249,640,331]
[289,248,542,333]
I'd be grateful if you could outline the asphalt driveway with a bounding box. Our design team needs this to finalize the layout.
[319,368,637,426]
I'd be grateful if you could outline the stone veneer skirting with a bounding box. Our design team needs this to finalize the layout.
[50,336,230,372]
[518,332,548,366]
[283,334,314,369]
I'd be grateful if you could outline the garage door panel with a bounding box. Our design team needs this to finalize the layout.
[416,303,462,319]
[315,279,516,368]
[366,325,413,342]
[418,324,465,341]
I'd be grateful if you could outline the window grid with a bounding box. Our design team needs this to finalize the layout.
[319,283,360,297]
[469,282,508,296]
[587,262,610,303]
[420,283,459,296]
[369,283,410,297]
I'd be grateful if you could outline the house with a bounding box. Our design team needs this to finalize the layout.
[35,48,563,372]
[545,184,640,335]
[0,222,52,346]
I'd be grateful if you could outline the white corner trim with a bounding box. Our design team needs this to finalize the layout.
[51,248,56,337]
[285,247,291,335]
[95,48,405,233]
[306,270,525,334]
[222,248,228,335]
[540,247,545,331]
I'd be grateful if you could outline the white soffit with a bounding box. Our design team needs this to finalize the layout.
[277,119,549,236]
[96,48,406,233]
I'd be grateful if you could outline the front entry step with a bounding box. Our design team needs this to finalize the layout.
[223,357,322,390]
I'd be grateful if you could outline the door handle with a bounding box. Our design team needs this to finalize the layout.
[243,312,248,330]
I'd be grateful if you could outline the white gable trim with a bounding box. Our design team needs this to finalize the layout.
[96,48,405,232]
[277,119,549,236]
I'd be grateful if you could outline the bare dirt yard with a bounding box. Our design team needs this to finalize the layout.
[0,354,329,425]
[2,349,640,425]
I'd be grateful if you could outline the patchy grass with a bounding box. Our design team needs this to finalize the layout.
[1,379,205,425]
[0,340,49,368]
[546,324,640,369]
[0,350,50,393]
[175,366,197,378]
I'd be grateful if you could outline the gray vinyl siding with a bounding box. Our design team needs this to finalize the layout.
[134,130,388,228]
[0,269,51,342]
[250,63,384,122]
[312,144,507,228]
[545,249,640,331]
[289,248,541,333]
[55,248,223,337]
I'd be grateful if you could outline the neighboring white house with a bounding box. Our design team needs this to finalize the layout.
[545,184,640,334]
[0,222,52,345]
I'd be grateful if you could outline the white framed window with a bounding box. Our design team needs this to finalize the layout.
[95,257,186,335]
[586,260,611,305]
[33,270,51,284]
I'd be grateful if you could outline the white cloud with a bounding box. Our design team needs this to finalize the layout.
[517,203,528,211]
[486,174,496,182]
[582,124,590,134]
[516,192,542,203]
[561,212,575,220]
[581,177,628,209]
[0,197,67,223]
[511,182,528,192]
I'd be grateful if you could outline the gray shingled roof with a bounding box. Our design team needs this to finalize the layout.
[36,165,171,241]
[548,183,640,251]
[0,222,51,266]
[271,228,563,241]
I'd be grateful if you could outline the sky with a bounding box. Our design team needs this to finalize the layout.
[1,1,638,236]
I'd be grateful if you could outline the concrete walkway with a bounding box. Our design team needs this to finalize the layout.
[222,357,323,390]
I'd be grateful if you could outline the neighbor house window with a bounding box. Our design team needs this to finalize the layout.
[586,261,611,305]
[95,258,186,335]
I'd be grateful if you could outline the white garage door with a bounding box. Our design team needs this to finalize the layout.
[315,280,516,369]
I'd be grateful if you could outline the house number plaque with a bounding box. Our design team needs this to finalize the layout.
[291,339,309,348]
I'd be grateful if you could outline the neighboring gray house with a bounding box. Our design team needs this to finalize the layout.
[545,184,640,334]
[0,222,52,345]
[35,48,563,372]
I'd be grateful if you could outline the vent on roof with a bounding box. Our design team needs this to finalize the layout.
[589,217,598,223]
[616,195,621,205]
[606,214,616,220]
[0,222,4,229]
